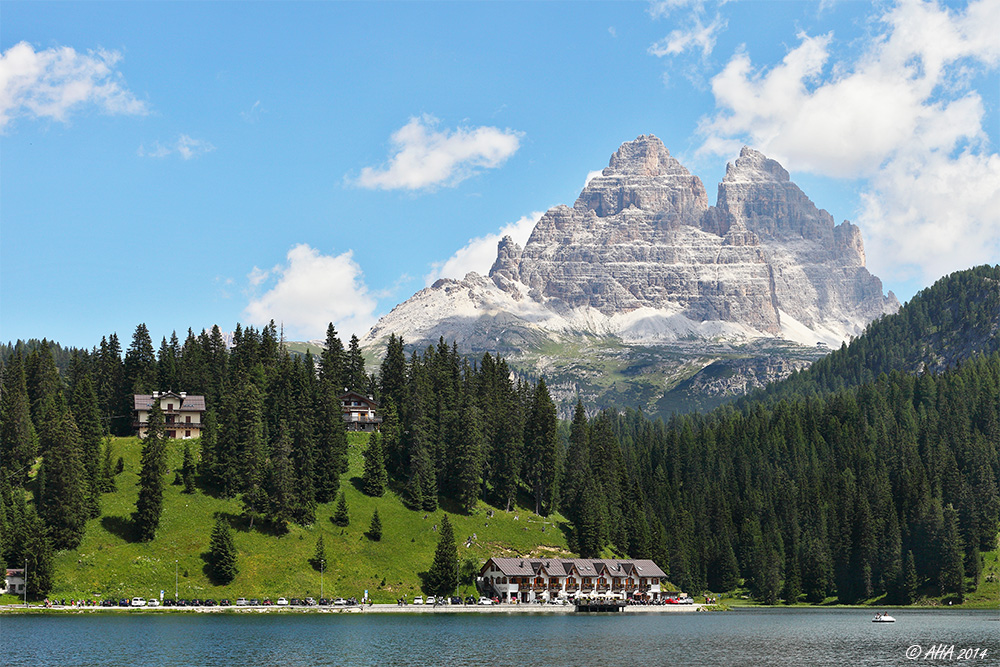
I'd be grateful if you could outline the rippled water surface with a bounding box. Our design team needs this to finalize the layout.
[5,608,999,666]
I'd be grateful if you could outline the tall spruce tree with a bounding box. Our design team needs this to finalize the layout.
[361,431,388,497]
[36,400,88,550]
[133,401,168,542]
[346,335,366,393]
[0,352,38,485]
[938,503,965,600]
[69,359,103,517]
[181,442,196,494]
[525,377,559,516]
[332,491,350,527]
[367,507,382,541]
[207,516,238,584]
[425,514,458,597]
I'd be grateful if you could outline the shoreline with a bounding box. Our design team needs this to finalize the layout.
[0,602,705,615]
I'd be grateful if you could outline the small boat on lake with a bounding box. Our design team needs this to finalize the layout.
[872,613,895,623]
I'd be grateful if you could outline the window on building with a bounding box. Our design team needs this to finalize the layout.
[186,415,191,424]
[185,430,191,438]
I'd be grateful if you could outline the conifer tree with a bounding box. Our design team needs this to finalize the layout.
[265,423,296,533]
[453,398,484,513]
[99,437,116,492]
[901,550,919,604]
[0,352,38,485]
[207,516,238,585]
[379,334,407,411]
[367,507,382,541]
[938,503,965,600]
[133,401,168,542]
[426,514,458,597]
[69,360,103,517]
[525,377,559,516]
[238,383,267,529]
[310,533,327,571]
[361,431,388,497]
[23,506,54,597]
[346,335,366,393]
[123,324,157,394]
[332,491,350,527]
[181,442,196,494]
[37,400,88,550]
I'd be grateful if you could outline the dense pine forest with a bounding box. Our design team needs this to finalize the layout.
[1,265,998,604]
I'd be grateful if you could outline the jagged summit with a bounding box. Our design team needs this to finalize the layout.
[362,136,898,415]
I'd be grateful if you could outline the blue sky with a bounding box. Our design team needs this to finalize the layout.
[2,0,998,349]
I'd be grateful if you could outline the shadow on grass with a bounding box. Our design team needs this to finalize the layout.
[215,511,287,538]
[101,515,137,542]
[348,476,366,494]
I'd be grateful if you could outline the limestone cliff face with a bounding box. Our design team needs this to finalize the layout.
[472,136,896,339]
[362,135,899,416]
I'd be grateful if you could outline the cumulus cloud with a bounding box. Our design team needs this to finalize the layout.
[0,41,147,132]
[424,211,544,286]
[244,244,379,340]
[138,134,215,160]
[354,114,523,190]
[696,0,1000,286]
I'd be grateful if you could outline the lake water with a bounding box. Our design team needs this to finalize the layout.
[4,608,999,666]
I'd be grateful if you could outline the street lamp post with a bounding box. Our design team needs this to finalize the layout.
[175,560,179,601]
[320,559,325,600]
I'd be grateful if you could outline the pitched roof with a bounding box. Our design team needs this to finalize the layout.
[339,391,378,407]
[134,393,206,412]
[483,557,666,579]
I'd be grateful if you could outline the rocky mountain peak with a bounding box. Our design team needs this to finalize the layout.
[573,134,708,219]
[724,146,791,183]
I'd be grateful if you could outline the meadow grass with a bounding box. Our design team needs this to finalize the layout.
[23,434,570,603]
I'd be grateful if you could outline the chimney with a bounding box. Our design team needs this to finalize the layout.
[180,392,186,398]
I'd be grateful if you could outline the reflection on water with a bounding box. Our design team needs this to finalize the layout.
[5,608,999,666]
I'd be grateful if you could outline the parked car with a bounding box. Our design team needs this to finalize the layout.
[333,597,347,606]
[146,598,160,607]
[465,596,477,605]
[276,597,289,606]
[236,597,249,606]
[412,596,424,605]
[477,597,492,605]
[305,597,317,606]
[131,598,146,607]
[426,596,436,605]
[220,599,232,606]
[450,596,463,605]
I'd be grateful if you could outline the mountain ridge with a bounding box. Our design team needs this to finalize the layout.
[362,135,899,416]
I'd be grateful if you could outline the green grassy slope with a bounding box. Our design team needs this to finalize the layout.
[32,434,570,603]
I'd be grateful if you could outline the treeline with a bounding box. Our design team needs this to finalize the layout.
[579,353,999,603]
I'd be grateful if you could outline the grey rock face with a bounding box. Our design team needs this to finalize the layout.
[487,136,896,335]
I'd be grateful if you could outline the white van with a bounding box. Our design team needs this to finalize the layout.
[130,597,146,607]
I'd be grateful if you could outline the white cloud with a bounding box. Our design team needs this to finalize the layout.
[0,41,147,132]
[859,149,1000,286]
[584,170,604,187]
[649,13,727,57]
[138,134,215,160]
[241,99,262,123]
[424,211,544,286]
[354,114,523,190]
[244,244,379,341]
[695,0,1000,286]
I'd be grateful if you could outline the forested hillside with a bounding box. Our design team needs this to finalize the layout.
[0,323,564,597]
[750,265,1000,402]
[556,267,1000,604]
